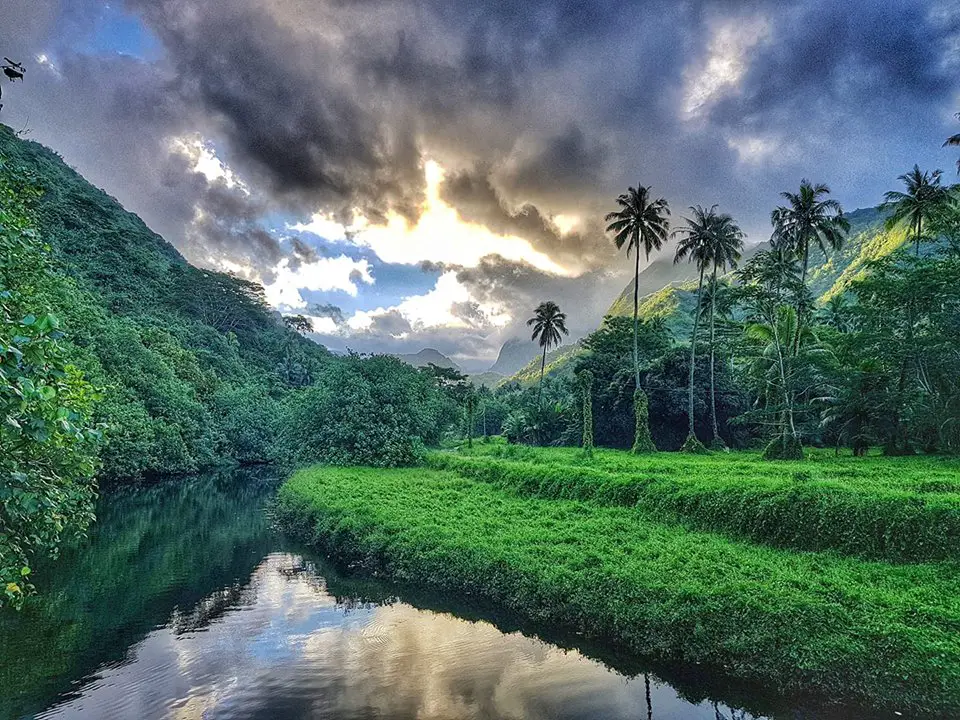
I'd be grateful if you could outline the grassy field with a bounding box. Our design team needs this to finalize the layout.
[427,445,960,561]
[276,462,960,717]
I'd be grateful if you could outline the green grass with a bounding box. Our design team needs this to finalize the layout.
[276,465,960,716]
[426,446,960,562]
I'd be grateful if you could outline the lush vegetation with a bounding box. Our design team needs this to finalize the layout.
[276,464,960,716]
[0,126,461,604]
[426,445,960,561]
[468,174,960,461]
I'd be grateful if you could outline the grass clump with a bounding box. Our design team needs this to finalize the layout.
[427,448,960,562]
[276,465,960,717]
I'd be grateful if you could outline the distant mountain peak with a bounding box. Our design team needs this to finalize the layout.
[395,348,461,371]
[486,336,539,377]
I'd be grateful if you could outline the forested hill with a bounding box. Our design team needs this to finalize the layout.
[0,125,457,483]
[604,206,892,336]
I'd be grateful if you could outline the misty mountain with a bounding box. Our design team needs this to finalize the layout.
[485,337,540,378]
[395,348,461,371]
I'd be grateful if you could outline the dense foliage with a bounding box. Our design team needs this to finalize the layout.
[0,159,101,608]
[277,464,960,716]
[0,127,459,604]
[473,174,960,459]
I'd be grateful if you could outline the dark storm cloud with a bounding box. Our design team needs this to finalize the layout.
[495,125,610,208]
[709,0,955,129]
[439,163,614,270]
[288,236,319,266]
[7,0,960,360]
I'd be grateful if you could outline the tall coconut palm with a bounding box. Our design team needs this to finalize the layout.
[527,301,569,410]
[706,212,744,447]
[881,165,952,257]
[771,180,848,285]
[606,184,670,451]
[673,205,716,450]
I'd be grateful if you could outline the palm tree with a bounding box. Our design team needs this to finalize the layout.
[771,180,848,285]
[737,247,802,303]
[673,205,716,451]
[527,301,569,410]
[705,212,744,447]
[606,184,670,451]
[881,165,951,257]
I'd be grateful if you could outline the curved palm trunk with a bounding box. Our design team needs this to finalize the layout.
[630,242,656,453]
[916,215,922,257]
[800,239,809,286]
[687,267,705,437]
[709,263,721,445]
[537,344,547,409]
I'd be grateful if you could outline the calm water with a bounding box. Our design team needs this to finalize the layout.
[0,470,891,720]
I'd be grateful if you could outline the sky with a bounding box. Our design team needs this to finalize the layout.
[2,0,959,371]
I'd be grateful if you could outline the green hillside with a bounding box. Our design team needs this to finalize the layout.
[604,207,897,333]
[0,125,457,483]
[497,207,901,389]
[507,342,582,386]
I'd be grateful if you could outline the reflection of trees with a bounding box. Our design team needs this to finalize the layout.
[317,556,795,720]
[169,581,252,635]
[0,468,279,718]
[645,673,653,720]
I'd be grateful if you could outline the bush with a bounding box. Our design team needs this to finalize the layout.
[276,355,452,467]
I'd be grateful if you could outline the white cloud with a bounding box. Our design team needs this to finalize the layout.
[683,16,771,116]
[264,255,374,308]
[346,271,510,334]
[288,213,349,242]
[169,134,247,191]
[302,315,340,334]
[35,53,61,78]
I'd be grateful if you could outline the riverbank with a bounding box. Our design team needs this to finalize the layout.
[275,462,960,717]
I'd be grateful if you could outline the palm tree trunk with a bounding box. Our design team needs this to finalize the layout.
[802,243,809,285]
[633,245,641,388]
[916,215,922,257]
[687,268,705,437]
[537,345,547,409]
[792,238,810,358]
[709,263,721,445]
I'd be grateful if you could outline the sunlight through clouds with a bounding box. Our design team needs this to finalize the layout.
[292,161,575,277]
[347,271,510,333]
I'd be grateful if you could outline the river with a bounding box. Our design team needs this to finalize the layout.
[0,469,886,720]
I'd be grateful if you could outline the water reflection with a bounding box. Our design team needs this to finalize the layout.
[33,553,762,720]
[0,471,893,720]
